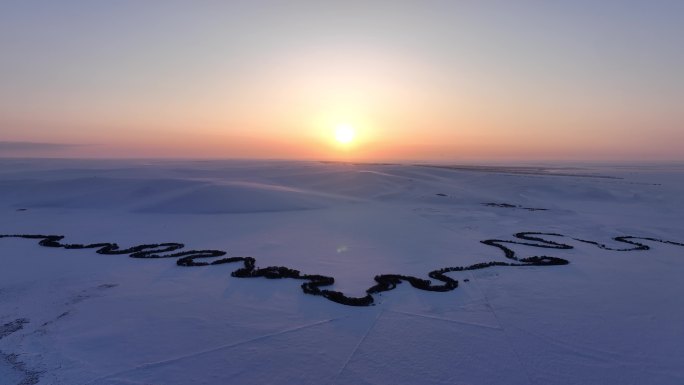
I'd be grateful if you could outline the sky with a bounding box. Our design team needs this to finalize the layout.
[1,0,682,162]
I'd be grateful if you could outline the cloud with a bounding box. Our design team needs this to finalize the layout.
[0,141,87,155]
[0,141,81,150]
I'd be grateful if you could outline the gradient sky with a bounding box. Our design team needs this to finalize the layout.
[1,1,682,161]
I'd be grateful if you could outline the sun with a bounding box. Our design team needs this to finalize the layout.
[334,124,356,144]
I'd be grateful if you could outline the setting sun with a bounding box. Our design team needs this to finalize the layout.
[334,124,356,144]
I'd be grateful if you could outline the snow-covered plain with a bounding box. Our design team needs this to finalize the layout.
[1,158,683,385]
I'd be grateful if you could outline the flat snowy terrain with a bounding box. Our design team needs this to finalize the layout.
[1,159,683,385]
